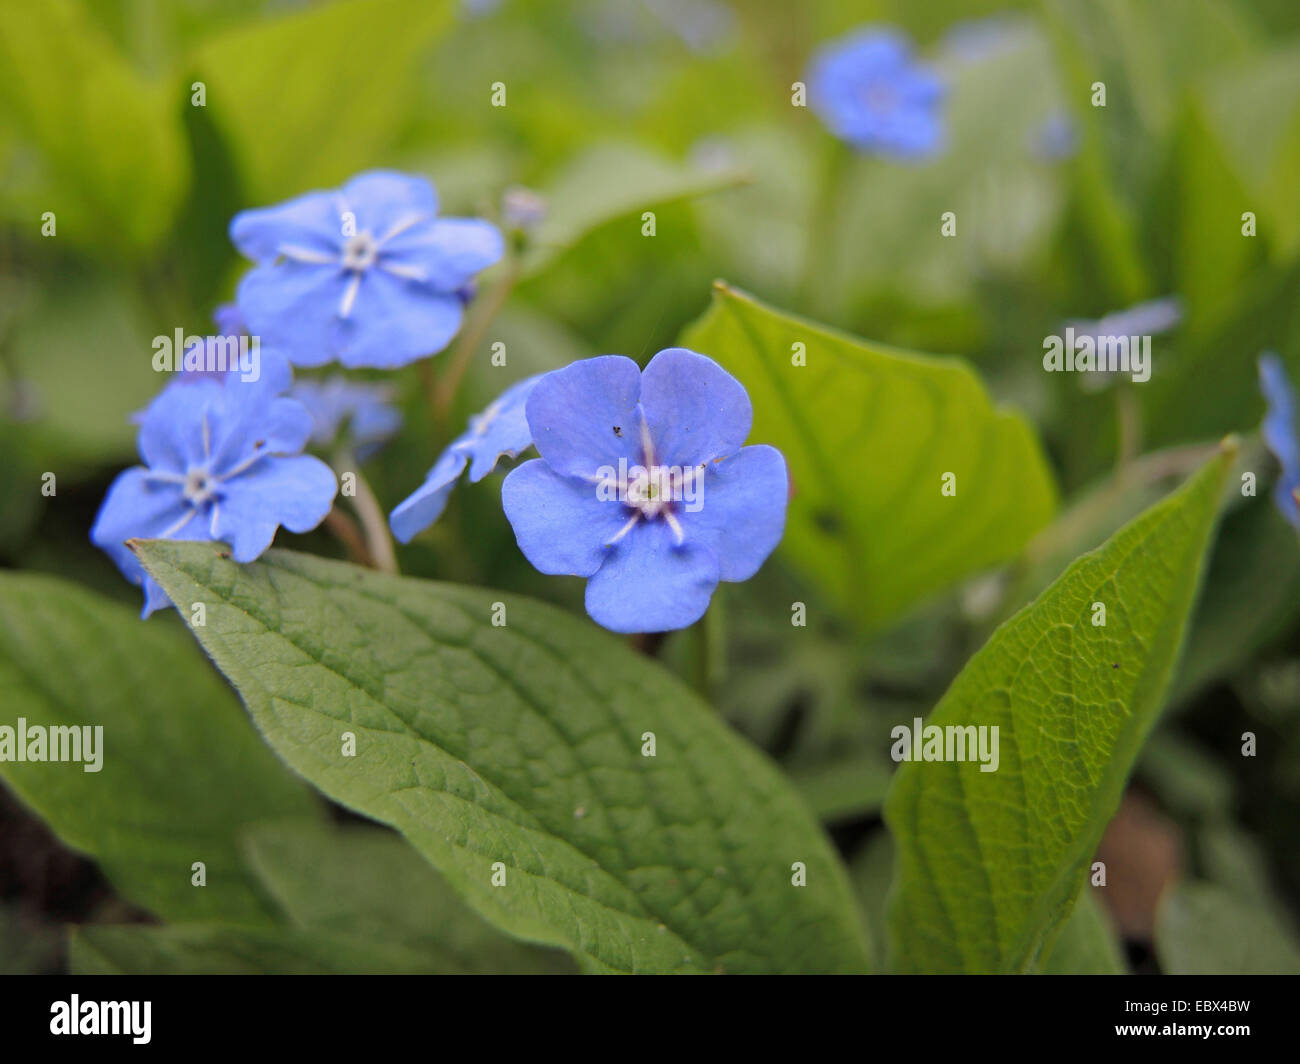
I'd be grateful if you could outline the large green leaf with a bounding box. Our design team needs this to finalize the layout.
[680,283,1057,631]
[242,820,572,973]
[134,542,871,974]
[0,0,188,256]
[1035,889,1126,974]
[189,0,453,203]
[885,443,1233,973]
[1155,881,1300,975]
[0,572,315,924]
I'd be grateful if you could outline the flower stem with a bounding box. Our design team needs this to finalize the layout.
[433,259,519,425]
[324,508,373,568]
[334,450,398,575]
[797,141,851,314]
[1115,386,1141,470]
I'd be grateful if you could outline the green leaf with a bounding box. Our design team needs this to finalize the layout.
[0,0,189,256]
[1036,889,1127,974]
[680,282,1057,631]
[243,820,572,973]
[0,572,315,924]
[1155,881,1300,975]
[189,0,454,203]
[520,143,747,276]
[884,442,1233,973]
[133,543,871,975]
[69,924,457,976]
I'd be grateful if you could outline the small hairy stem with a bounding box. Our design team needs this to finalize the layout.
[334,450,399,574]
[324,508,373,568]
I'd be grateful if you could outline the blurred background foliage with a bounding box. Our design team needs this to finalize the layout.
[2,0,1300,973]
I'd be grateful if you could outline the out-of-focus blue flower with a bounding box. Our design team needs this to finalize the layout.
[135,340,294,425]
[1260,353,1300,528]
[501,349,787,634]
[501,185,547,233]
[1033,112,1078,161]
[289,376,403,457]
[230,170,504,370]
[390,373,542,542]
[212,302,246,337]
[92,376,337,616]
[1068,297,1183,342]
[940,15,1020,64]
[1067,296,1182,391]
[806,28,945,159]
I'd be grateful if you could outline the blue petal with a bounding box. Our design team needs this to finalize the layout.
[1260,353,1300,527]
[340,170,438,238]
[230,189,342,263]
[463,373,542,481]
[211,454,337,562]
[90,467,189,579]
[209,394,315,474]
[336,269,464,368]
[584,519,720,633]
[501,458,632,576]
[136,379,224,472]
[89,468,212,617]
[682,445,788,581]
[389,448,470,543]
[236,261,349,368]
[524,355,643,478]
[639,347,751,467]
[381,217,505,291]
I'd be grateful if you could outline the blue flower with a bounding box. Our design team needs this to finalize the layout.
[1068,297,1182,342]
[92,375,338,616]
[390,373,542,542]
[212,302,246,337]
[289,376,403,456]
[1033,112,1078,161]
[806,28,945,159]
[1260,353,1300,528]
[501,348,788,633]
[135,339,294,424]
[230,170,504,370]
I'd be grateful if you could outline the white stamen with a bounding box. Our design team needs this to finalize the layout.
[339,272,362,318]
[376,211,431,247]
[278,244,338,265]
[606,513,641,547]
[379,260,428,282]
[159,508,199,539]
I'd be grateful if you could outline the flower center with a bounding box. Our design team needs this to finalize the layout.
[340,231,378,271]
[182,467,219,506]
[861,80,898,113]
[625,465,677,519]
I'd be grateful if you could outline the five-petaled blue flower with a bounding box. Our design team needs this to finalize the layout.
[92,373,338,616]
[806,28,945,159]
[290,376,403,457]
[230,170,504,369]
[501,348,788,633]
[390,374,541,542]
[1259,353,1300,529]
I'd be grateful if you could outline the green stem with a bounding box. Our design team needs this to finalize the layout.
[334,449,398,575]
[797,141,851,314]
[433,258,520,426]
